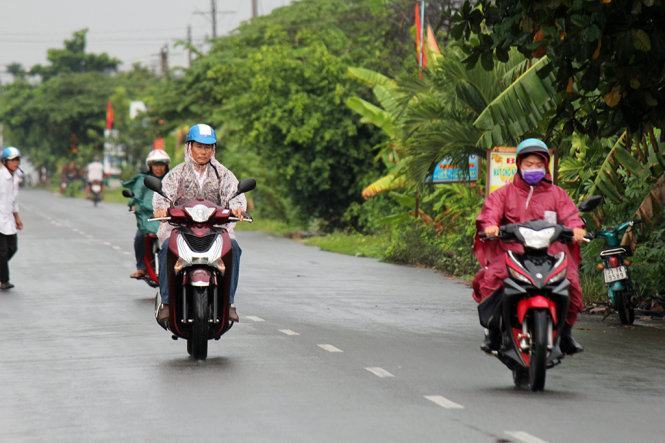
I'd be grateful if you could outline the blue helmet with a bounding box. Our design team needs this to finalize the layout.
[186,124,217,145]
[1,146,21,161]
[516,138,549,158]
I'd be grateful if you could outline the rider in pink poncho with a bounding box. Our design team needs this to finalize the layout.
[473,138,586,355]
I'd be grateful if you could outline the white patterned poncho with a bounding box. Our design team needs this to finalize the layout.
[152,144,247,244]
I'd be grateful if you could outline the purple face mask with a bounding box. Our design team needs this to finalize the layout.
[521,168,546,185]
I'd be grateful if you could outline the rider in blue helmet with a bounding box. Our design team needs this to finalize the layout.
[152,124,247,324]
[0,146,24,290]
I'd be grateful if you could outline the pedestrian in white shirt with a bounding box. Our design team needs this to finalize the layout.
[0,147,23,290]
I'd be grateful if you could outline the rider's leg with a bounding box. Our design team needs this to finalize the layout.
[561,265,584,354]
[134,231,146,270]
[130,231,147,278]
[229,239,242,305]
[158,240,170,305]
[227,239,242,322]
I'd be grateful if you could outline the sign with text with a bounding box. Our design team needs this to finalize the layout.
[487,146,555,194]
[431,155,478,183]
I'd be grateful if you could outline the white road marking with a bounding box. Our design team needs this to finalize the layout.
[122,251,131,256]
[112,246,121,250]
[365,367,394,378]
[424,395,464,410]
[317,344,343,353]
[102,241,112,246]
[245,316,265,322]
[278,329,300,336]
[505,431,548,443]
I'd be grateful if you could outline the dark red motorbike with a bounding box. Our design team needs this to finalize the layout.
[478,197,600,391]
[144,176,255,360]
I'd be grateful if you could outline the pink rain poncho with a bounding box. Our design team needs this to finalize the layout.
[473,171,585,326]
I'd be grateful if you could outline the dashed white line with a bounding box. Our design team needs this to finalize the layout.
[278,329,300,336]
[317,344,343,353]
[424,395,465,410]
[102,241,112,246]
[505,431,548,443]
[245,316,265,322]
[122,251,131,256]
[365,367,394,378]
[112,246,121,250]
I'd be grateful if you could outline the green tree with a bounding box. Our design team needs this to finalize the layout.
[30,29,120,80]
[453,0,665,136]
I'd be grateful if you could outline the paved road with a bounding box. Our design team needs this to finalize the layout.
[2,190,665,442]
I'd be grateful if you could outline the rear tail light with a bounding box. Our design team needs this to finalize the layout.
[608,256,620,267]
[596,263,605,270]
[623,259,632,266]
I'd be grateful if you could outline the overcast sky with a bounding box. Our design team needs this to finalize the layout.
[0,0,292,80]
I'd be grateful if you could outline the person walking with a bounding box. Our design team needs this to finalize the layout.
[0,147,24,290]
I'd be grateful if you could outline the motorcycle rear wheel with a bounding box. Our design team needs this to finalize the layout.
[615,290,635,325]
[528,310,548,392]
[190,286,209,360]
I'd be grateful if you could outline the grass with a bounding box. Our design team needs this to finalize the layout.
[235,218,295,236]
[303,231,391,259]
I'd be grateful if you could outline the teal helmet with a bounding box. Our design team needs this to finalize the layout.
[1,146,21,161]
[186,124,216,145]
[516,138,549,159]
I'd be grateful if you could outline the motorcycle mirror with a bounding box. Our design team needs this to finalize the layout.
[122,189,134,198]
[578,195,603,212]
[234,178,256,197]
[144,175,166,198]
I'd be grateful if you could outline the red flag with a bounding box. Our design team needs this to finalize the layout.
[105,100,114,130]
[152,137,165,150]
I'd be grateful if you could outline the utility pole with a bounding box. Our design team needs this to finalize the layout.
[159,44,169,78]
[211,0,217,39]
[252,0,258,18]
[187,25,193,67]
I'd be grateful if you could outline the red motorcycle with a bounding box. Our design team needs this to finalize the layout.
[478,197,600,391]
[144,175,255,360]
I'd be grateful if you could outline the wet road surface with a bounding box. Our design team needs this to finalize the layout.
[1,190,665,442]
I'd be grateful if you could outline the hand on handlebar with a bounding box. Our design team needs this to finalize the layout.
[484,226,500,238]
[573,227,588,243]
[231,207,244,221]
[154,208,167,219]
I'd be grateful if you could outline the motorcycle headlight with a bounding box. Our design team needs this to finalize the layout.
[547,268,567,284]
[518,227,555,249]
[185,204,216,223]
[509,267,531,283]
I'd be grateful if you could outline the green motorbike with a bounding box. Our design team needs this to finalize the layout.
[592,220,641,325]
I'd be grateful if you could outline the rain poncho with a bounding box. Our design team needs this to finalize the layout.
[473,171,585,326]
[123,172,160,235]
[152,144,247,245]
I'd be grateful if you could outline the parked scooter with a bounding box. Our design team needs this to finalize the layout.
[478,197,601,391]
[590,214,641,325]
[144,175,256,360]
[122,189,160,288]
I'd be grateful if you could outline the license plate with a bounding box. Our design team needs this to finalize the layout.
[604,266,627,283]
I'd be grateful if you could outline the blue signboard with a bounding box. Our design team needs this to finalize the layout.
[431,155,478,183]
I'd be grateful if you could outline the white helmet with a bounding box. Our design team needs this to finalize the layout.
[146,149,171,168]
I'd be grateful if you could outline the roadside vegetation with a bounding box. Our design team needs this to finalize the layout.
[1,0,664,306]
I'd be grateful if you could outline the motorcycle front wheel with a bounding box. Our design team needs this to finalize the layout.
[614,290,635,325]
[528,310,549,392]
[190,286,209,360]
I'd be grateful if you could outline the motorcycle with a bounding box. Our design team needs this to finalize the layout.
[478,196,601,391]
[144,175,256,360]
[90,180,103,206]
[591,217,641,325]
[122,189,160,288]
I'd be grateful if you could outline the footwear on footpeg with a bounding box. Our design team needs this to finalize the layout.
[559,324,584,355]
